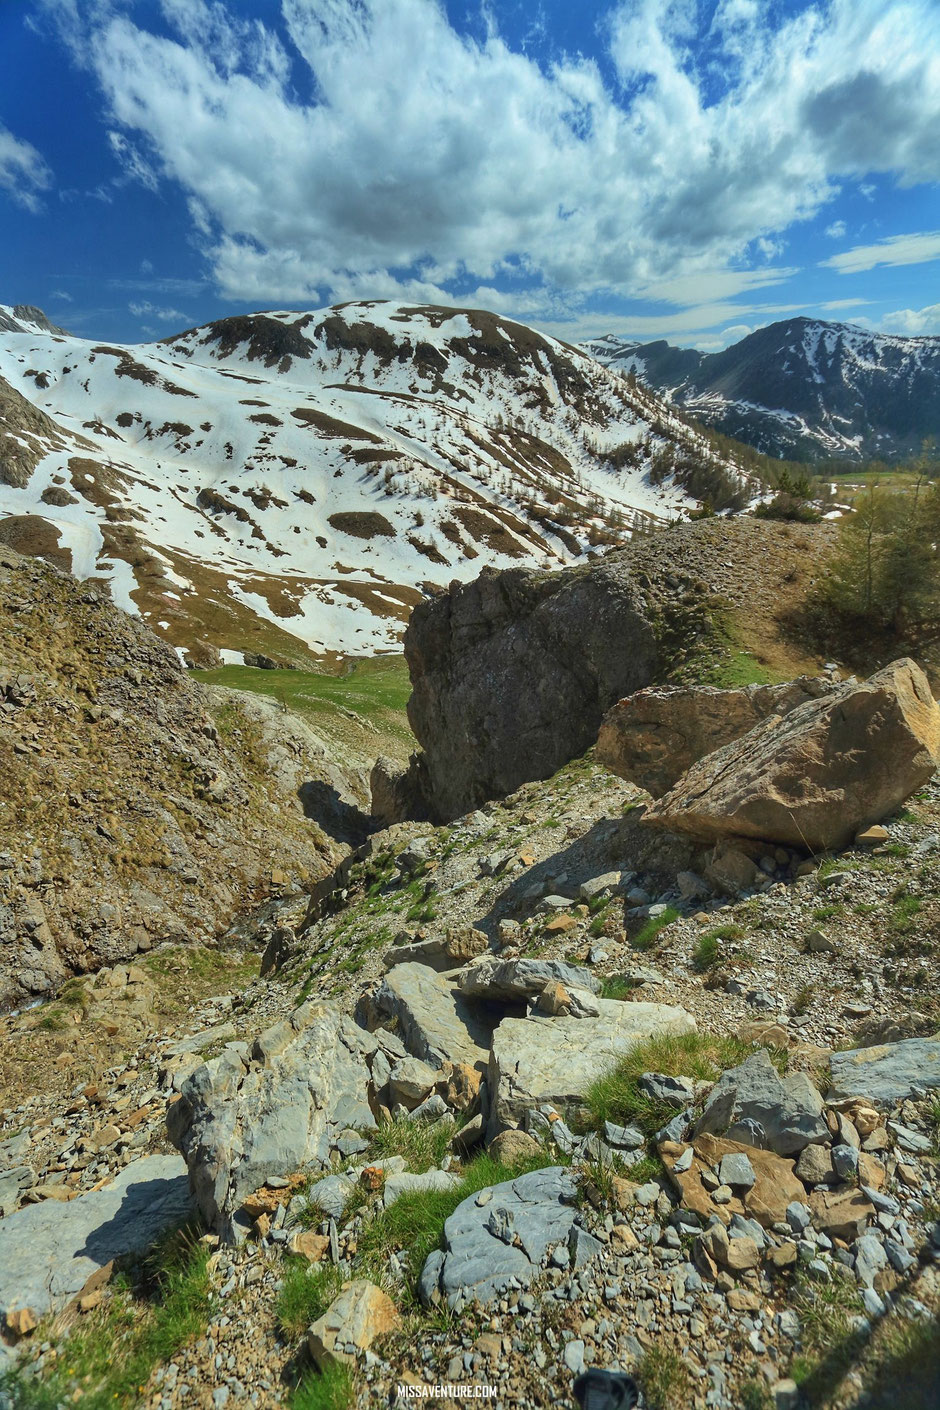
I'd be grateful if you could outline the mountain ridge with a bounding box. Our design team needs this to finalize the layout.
[583,314,940,462]
[0,300,751,662]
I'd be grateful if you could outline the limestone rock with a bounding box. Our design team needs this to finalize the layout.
[662,1133,804,1228]
[307,1280,400,1367]
[828,1038,940,1103]
[457,956,601,1004]
[642,659,940,850]
[370,754,433,826]
[420,1167,579,1308]
[487,1000,695,1135]
[385,926,488,974]
[809,1187,875,1241]
[597,677,838,796]
[168,1002,389,1229]
[695,1050,828,1156]
[404,556,662,820]
[0,1156,191,1325]
[389,1056,439,1109]
[487,1130,543,1165]
[358,964,493,1071]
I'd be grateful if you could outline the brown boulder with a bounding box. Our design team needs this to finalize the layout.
[661,1132,805,1228]
[307,1280,400,1368]
[809,1187,875,1241]
[597,678,838,796]
[641,659,940,850]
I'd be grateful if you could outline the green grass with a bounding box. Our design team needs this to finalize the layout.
[355,1149,553,1302]
[637,1345,691,1410]
[707,648,776,688]
[193,657,413,757]
[813,904,843,921]
[600,974,639,1001]
[859,1315,940,1410]
[789,1269,867,1404]
[367,1117,454,1174]
[276,1260,344,1339]
[292,1363,355,1410]
[691,924,741,971]
[585,1030,778,1137]
[630,906,680,952]
[1,1224,210,1410]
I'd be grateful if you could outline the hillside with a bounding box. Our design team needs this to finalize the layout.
[584,317,940,463]
[0,301,752,664]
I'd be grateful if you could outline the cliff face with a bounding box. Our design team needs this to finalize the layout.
[404,556,661,820]
[0,545,362,1008]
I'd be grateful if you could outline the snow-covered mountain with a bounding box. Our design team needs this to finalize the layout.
[0,301,750,662]
[584,317,940,462]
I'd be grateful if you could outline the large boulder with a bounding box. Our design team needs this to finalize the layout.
[167,1002,397,1230]
[403,557,660,820]
[597,677,839,797]
[356,963,493,1070]
[0,1155,192,1326]
[420,1167,580,1309]
[828,1038,940,1104]
[641,659,940,850]
[307,1280,400,1368]
[695,1050,829,1156]
[487,1000,696,1135]
[369,754,433,826]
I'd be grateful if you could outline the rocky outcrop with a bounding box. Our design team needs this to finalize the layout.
[307,1280,400,1368]
[487,1000,696,1135]
[403,557,661,820]
[356,963,493,1070]
[642,658,940,850]
[0,1155,192,1325]
[370,754,433,826]
[167,1002,400,1230]
[828,1038,940,1103]
[456,956,601,1004]
[597,677,840,797]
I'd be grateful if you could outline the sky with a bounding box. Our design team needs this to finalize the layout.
[1,0,939,350]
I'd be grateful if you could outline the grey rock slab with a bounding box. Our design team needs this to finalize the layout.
[383,1171,461,1208]
[487,999,695,1134]
[829,1039,940,1103]
[638,1072,696,1107]
[458,956,601,1002]
[696,1049,828,1155]
[167,1001,382,1229]
[0,1155,191,1323]
[363,964,493,1070]
[165,1023,237,1058]
[719,1153,756,1190]
[423,1166,579,1308]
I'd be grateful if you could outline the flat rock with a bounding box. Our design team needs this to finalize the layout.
[487,999,695,1135]
[358,964,493,1071]
[662,1134,804,1228]
[641,659,940,850]
[421,1166,579,1308]
[0,1155,191,1324]
[384,927,488,973]
[828,1038,940,1103]
[457,956,601,1003]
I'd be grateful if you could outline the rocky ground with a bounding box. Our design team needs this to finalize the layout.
[2,739,938,1409]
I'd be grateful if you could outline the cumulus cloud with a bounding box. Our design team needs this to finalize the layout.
[880,302,940,335]
[39,0,940,328]
[0,123,52,212]
[821,229,940,273]
[825,220,847,239]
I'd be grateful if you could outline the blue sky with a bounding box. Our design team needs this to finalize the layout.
[1,0,939,348]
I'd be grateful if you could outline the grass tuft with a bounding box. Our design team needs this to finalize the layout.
[292,1363,354,1410]
[630,907,680,952]
[637,1345,691,1410]
[276,1260,344,1339]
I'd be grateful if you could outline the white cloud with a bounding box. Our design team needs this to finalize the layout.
[0,123,52,212]
[821,229,940,274]
[107,131,159,190]
[128,300,191,322]
[50,288,73,301]
[824,220,847,239]
[820,297,869,310]
[42,0,940,320]
[879,302,940,335]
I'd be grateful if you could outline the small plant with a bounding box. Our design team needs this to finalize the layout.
[292,1363,354,1410]
[276,1260,344,1339]
[630,906,680,952]
[637,1344,691,1409]
[738,1377,772,1410]
[691,930,727,971]
[600,974,638,1001]
[367,1117,453,1173]
[812,903,843,921]
[791,982,815,1015]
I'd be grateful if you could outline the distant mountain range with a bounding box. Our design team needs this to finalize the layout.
[583,317,940,463]
[0,300,752,662]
